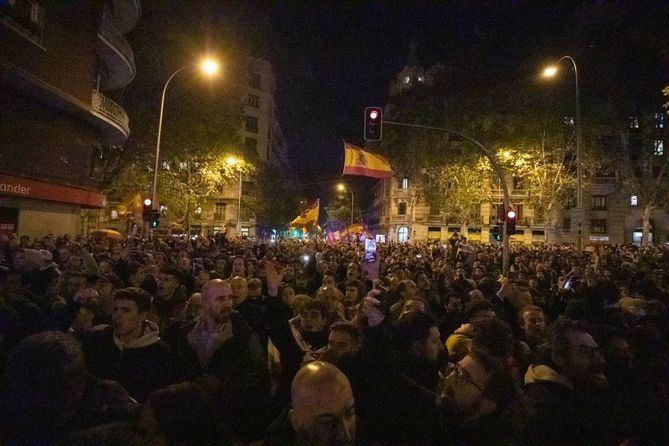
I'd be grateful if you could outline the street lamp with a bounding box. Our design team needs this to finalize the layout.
[151,58,220,212]
[336,183,355,226]
[226,155,243,234]
[542,56,583,253]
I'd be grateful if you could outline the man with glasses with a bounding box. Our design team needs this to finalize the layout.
[524,319,614,445]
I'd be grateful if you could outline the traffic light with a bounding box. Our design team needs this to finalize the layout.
[142,198,153,222]
[150,210,160,229]
[364,106,383,141]
[505,208,517,234]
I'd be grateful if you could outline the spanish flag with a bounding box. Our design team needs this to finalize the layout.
[290,199,320,227]
[342,142,392,179]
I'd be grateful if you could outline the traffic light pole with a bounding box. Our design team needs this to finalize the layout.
[383,120,511,275]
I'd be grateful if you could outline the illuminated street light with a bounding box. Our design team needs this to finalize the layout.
[151,58,221,218]
[542,66,559,78]
[541,56,583,253]
[336,183,355,226]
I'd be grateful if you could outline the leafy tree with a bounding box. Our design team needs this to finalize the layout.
[246,163,301,234]
[422,151,492,235]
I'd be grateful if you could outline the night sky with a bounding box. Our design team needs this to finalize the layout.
[214,1,669,207]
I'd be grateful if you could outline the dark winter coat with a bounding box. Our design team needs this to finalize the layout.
[80,322,179,402]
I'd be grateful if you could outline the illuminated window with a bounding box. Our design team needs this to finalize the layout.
[248,94,260,108]
[563,116,575,126]
[398,226,409,242]
[629,116,639,129]
[654,140,664,156]
[110,209,118,220]
[402,178,409,189]
[653,113,664,129]
[161,161,171,170]
[631,195,638,206]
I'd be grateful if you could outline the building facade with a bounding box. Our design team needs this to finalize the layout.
[193,56,290,238]
[0,0,140,239]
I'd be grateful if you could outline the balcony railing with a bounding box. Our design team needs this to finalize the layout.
[593,177,616,184]
[99,14,135,68]
[91,89,130,140]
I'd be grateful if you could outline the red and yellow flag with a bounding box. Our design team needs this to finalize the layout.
[342,142,392,179]
[290,199,320,227]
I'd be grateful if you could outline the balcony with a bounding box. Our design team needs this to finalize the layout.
[90,89,130,144]
[105,0,141,34]
[96,13,136,90]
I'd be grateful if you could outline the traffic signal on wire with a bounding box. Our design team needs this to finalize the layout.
[505,208,517,234]
[142,198,153,222]
[364,106,383,141]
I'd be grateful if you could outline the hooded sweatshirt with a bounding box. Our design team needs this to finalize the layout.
[524,364,616,445]
[81,320,179,402]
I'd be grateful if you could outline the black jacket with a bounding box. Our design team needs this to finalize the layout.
[80,322,179,402]
[169,311,271,442]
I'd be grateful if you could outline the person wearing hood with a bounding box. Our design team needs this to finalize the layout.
[80,287,179,402]
[523,318,618,445]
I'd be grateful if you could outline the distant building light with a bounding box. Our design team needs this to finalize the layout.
[654,140,664,156]
[417,76,424,82]
[629,116,639,129]
[403,75,411,84]
[110,209,118,220]
[631,195,638,206]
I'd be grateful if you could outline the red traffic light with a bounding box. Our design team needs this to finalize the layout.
[364,106,383,141]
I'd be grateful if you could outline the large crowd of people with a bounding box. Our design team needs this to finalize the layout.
[0,231,668,445]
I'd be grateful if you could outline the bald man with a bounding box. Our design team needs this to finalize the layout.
[289,361,356,446]
[168,279,271,442]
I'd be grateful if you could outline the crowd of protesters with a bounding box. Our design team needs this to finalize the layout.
[0,230,668,445]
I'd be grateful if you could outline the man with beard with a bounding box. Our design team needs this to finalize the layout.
[523,319,617,445]
[170,279,270,443]
[265,361,356,446]
[357,294,446,445]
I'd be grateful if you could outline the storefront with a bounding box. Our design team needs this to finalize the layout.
[0,173,106,239]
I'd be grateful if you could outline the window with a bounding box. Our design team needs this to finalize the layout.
[89,145,103,178]
[242,181,254,196]
[403,75,411,84]
[397,202,407,215]
[653,113,665,129]
[248,94,260,108]
[427,226,441,240]
[214,202,226,219]
[245,116,258,133]
[629,116,639,129]
[591,219,607,234]
[161,161,171,170]
[179,161,187,171]
[398,226,409,242]
[631,195,638,206]
[159,205,168,216]
[110,209,118,220]
[654,140,664,156]
[245,137,257,153]
[512,176,524,190]
[402,178,409,189]
[563,116,575,126]
[248,72,261,89]
[563,217,571,232]
[591,195,607,210]
[1,0,45,46]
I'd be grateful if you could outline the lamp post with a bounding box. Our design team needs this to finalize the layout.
[542,56,583,254]
[336,183,355,227]
[226,155,243,235]
[151,59,220,212]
